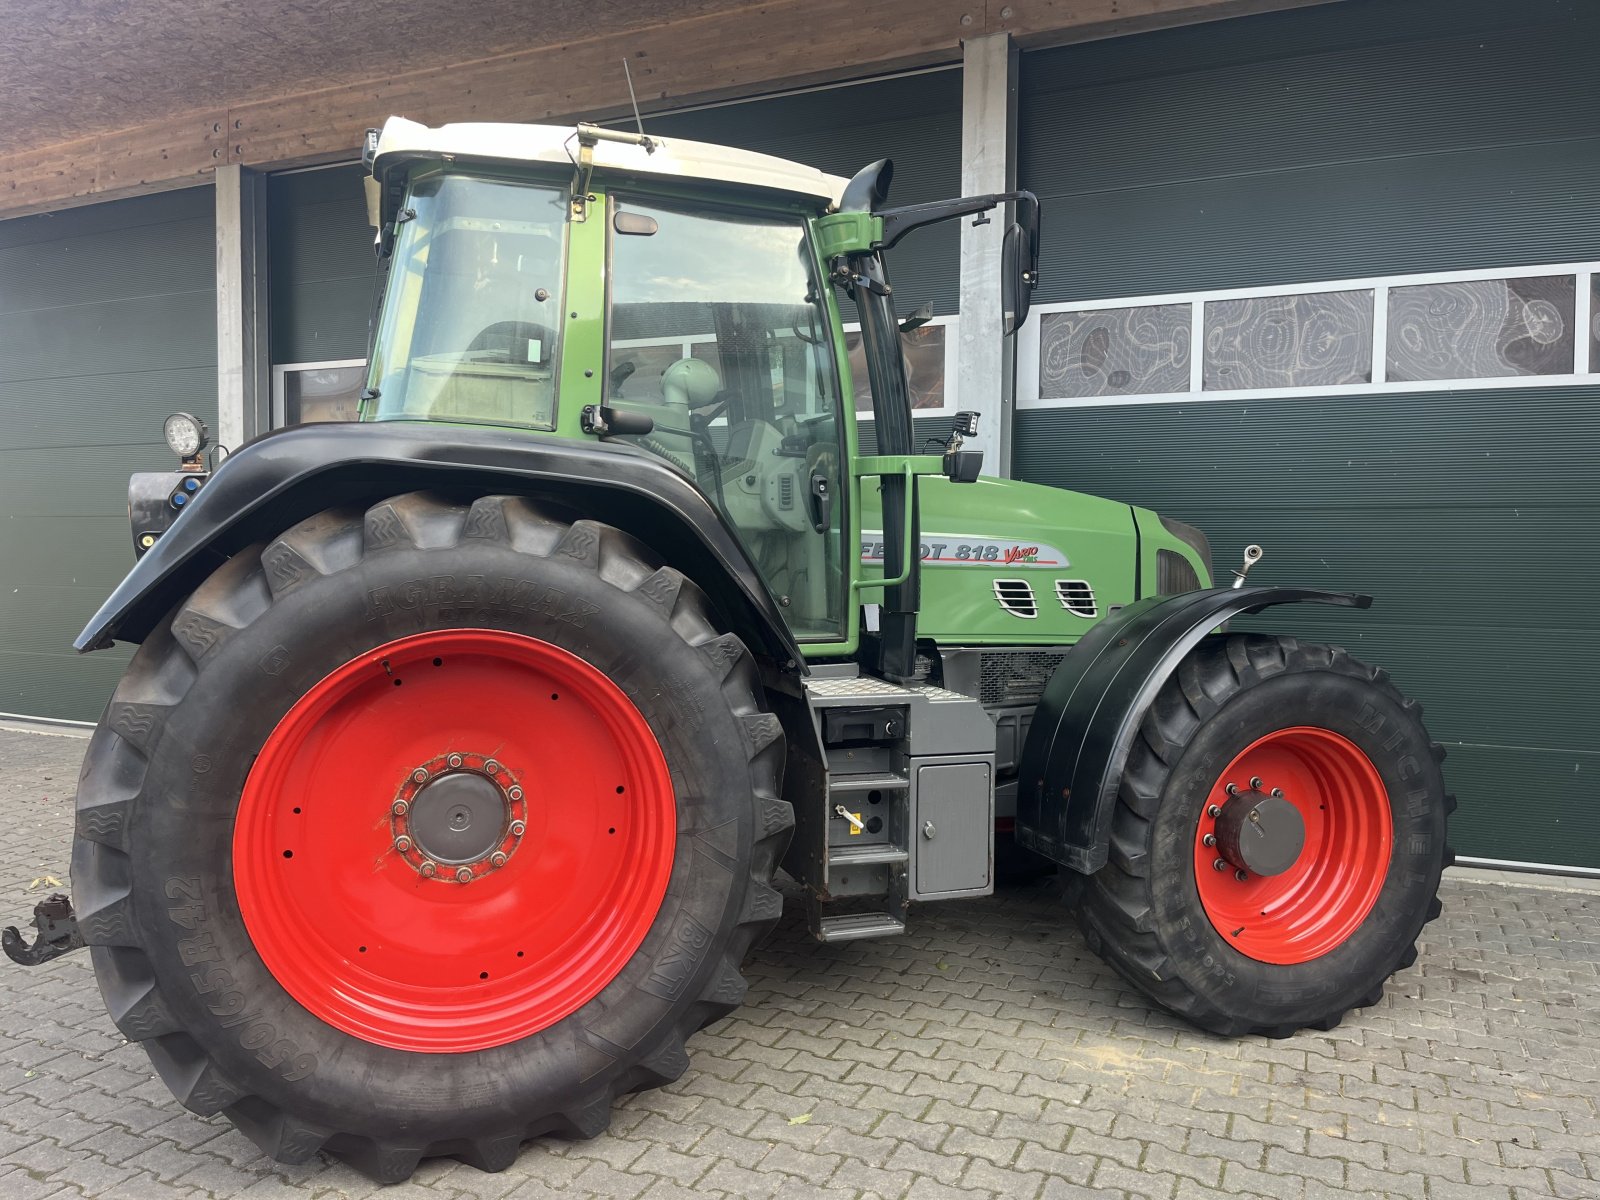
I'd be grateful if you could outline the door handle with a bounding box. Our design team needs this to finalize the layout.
[808,472,832,533]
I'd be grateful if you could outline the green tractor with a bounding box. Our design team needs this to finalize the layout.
[15,117,1451,1181]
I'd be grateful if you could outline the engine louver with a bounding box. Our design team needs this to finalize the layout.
[1055,579,1098,617]
[992,579,1038,618]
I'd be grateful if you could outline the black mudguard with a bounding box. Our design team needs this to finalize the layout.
[75,422,805,669]
[1015,585,1371,873]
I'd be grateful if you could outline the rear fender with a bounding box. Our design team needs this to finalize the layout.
[1015,585,1371,873]
[75,422,806,670]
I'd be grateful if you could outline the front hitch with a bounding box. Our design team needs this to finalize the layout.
[3,892,86,967]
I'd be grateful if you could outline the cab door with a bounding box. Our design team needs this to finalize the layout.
[605,196,849,643]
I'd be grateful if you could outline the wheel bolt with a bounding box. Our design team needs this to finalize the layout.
[394,835,412,852]
[1224,783,1239,796]
[448,754,464,770]
[455,866,473,883]
[1203,833,1217,847]
[485,760,499,774]
[509,820,526,837]
[508,786,524,802]
[391,799,409,816]
[1212,858,1228,872]
[1207,804,1222,818]
[411,768,429,783]
[1270,787,1284,799]
[1249,776,1263,789]
[489,851,508,868]
[1235,869,1249,883]
[419,861,437,877]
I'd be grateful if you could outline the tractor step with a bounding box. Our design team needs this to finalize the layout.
[827,774,909,793]
[828,844,909,867]
[816,913,907,942]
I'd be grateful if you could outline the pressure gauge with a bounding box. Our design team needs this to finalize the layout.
[163,412,209,460]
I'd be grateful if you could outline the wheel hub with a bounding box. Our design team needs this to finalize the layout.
[1214,789,1304,877]
[390,751,527,880]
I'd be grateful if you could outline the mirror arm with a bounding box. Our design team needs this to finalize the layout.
[875,190,1035,250]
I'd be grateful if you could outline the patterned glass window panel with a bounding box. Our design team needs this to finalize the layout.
[1038,305,1190,399]
[1204,290,1373,391]
[844,323,947,414]
[283,364,367,424]
[1387,275,1575,382]
[1590,275,1599,373]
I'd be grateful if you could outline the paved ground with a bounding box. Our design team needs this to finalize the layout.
[1,724,1597,1200]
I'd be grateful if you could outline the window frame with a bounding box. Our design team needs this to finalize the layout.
[272,358,368,427]
[1019,259,1600,411]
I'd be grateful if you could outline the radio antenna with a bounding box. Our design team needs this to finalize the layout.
[622,57,647,140]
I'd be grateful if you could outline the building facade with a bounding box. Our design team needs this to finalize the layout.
[0,0,1595,869]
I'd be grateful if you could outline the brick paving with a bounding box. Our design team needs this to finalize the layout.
[1,723,1597,1199]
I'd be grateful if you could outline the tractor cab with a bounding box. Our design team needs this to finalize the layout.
[360,117,1041,654]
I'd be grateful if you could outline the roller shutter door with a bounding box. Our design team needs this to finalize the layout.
[0,186,216,720]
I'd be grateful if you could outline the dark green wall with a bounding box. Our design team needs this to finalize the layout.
[0,186,217,720]
[268,165,377,364]
[1016,0,1600,866]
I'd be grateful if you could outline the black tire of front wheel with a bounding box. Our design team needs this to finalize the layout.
[70,493,793,1182]
[1076,634,1453,1038]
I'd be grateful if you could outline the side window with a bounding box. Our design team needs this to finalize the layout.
[368,176,567,429]
[607,199,846,641]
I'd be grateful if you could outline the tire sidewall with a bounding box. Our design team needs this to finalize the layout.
[1146,667,1447,1021]
[129,534,758,1139]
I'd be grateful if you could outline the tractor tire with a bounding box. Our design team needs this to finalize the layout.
[70,493,793,1181]
[1076,633,1452,1038]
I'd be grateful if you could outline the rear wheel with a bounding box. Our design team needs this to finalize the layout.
[1077,634,1452,1037]
[71,493,792,1180]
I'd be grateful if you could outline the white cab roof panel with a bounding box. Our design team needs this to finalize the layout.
[372,116,847,207]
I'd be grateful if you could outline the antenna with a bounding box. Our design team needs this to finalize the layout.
[622,57,647,141]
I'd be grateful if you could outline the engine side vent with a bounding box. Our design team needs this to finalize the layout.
[1157,549,1201,595]
[992,578,1037,618]
[1055,579,1098,617]
[778,475,795,509]
[978,650,1068,707]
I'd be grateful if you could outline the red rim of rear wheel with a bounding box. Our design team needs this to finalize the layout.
[233,629,676,1053]
[1194,726,1393,965]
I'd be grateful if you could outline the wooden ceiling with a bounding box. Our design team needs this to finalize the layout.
[0,0,738,157]
[0,0,1337,218]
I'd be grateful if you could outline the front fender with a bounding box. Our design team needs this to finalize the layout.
[75,422,805,669]
[1015,585,1371,873]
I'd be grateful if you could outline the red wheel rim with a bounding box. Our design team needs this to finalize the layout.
[234,630,676,1052]
[1194,726,1392,965]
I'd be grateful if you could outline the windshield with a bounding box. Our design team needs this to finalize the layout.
[366,174,567,428]
[607,198,847,640]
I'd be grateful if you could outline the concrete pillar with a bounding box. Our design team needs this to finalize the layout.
[215,164,270,452]
[956,32,1019,477]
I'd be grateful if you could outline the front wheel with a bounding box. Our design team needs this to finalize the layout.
[71,494,793,1180]
[1077,634,1452,1038]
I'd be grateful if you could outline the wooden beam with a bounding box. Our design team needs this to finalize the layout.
[0,0,1340,219]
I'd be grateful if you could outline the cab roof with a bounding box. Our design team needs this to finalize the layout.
[370,116,848,209]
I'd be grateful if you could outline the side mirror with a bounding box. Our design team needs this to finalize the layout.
[1001,191,1040,336]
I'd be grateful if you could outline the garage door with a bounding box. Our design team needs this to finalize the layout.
[0,186,217,721]
[1013,0,1600,869]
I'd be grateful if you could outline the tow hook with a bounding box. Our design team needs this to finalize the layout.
[3,893,86,967]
